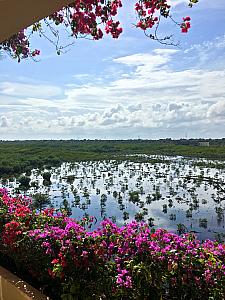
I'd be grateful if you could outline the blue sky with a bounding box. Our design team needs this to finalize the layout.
[0,0,225,140]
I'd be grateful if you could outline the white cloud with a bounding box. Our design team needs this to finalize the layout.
[167,0,189,6]
[21,97,60,108]
[0,116,10,128]
[0,82,62,99]
[1,37,225,139]
[184,35,225,68]
[113,51,173,70]
[207,100,225,118]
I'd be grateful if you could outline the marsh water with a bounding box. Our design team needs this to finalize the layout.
[1,156,225,241]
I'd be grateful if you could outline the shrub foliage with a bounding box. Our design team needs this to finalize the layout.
[0,188,225,299]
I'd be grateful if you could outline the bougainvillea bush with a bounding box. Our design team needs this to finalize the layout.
[0,0,197,62]
[0,188,225,300]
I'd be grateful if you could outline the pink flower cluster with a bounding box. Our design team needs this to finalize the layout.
[135,0,169,30]
[1,189,223,299]
[181,16,191,33]
[49,0,123,40]
[135,1,191,33]
[0,31,40,62]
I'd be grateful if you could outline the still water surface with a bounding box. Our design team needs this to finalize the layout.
[1,156,225,240]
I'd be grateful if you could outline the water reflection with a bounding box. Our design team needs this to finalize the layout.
[1,157,225,240]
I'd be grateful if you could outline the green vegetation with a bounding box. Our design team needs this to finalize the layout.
[18,175,30,190]
[0,139,224,177]
[32,193,51,212]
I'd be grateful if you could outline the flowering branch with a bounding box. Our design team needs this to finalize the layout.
[0,0,198,62]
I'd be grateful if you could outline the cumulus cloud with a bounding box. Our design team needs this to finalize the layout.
[57,117,66,127]
[0,116,9,128]
[168,103,183,111]
[127,103,142,112]
[207,100,225,118]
